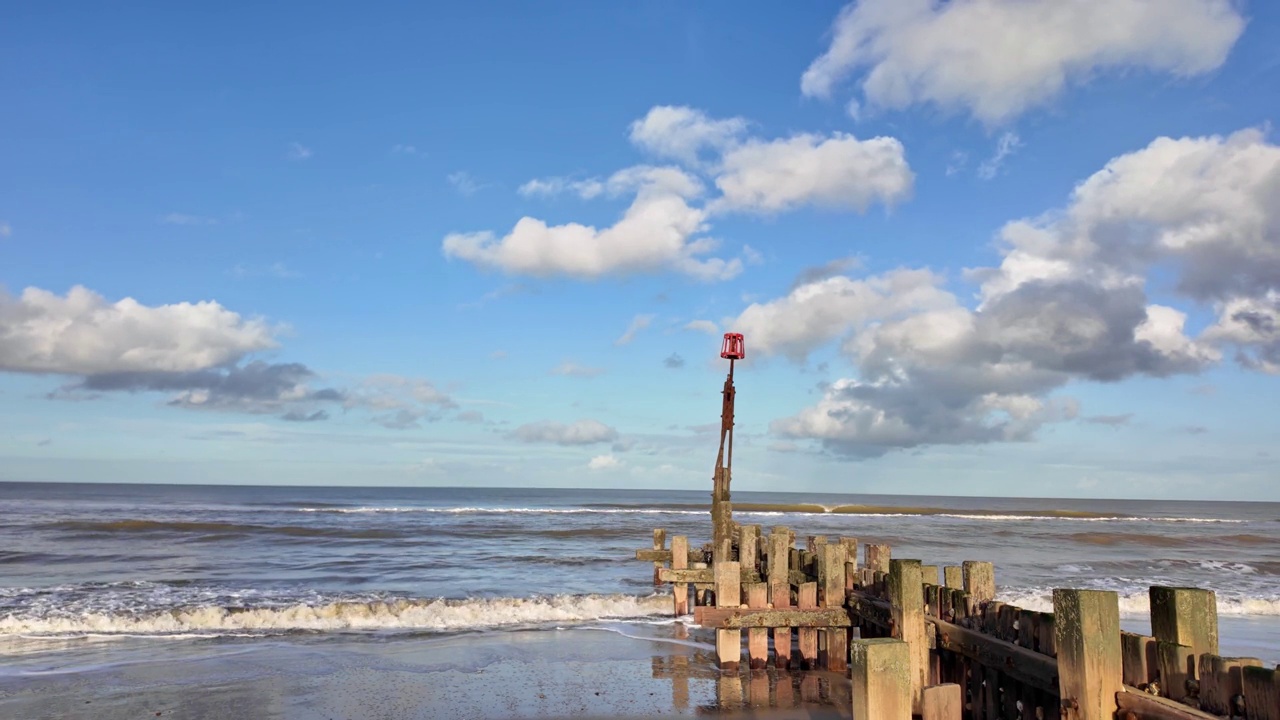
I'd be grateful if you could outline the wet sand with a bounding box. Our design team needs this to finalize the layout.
[0,624,851,719]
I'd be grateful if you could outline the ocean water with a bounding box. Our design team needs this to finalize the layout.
[2,482,1278,665]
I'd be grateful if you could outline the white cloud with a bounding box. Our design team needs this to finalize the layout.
[588,454,621,470]
[976,132,1022,180]
[801,0,1245,125]
[0,222,10,237]
[764,127,1280,457]
[551,361,605,378]
[392,144,423,156]
[615,314,655,346]
[518,176,604,200]
[684,320,719,335]
[0,285,278,376]
[712,133,912,214]
[447,171,485,196]
[513,420,619,445]
[287,142,313,161]
[729,269,955,361]
[444,167,741,281]
[628,105,748,165]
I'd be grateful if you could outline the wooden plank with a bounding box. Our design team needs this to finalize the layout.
[1243,665,1280,720]
[697,607,854,628]
[1116,687,1222,719]
[1150,586,1220,659]
[671,535,690,616]
[715,560,742,670]
[746,582,769,669]
[889,559,928,714]
[930,613,1060,695]
[847,590,893,630]
[1054,589,1122,720]
[1199,655,1262,716]
[1156,641,1195,702]
[634,549,704,564]
[921,683,962,720]
[658,568,713,584]
[1121,632,1156,687]
[798,582,818,670]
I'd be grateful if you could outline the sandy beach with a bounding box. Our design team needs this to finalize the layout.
[0,624,852,720]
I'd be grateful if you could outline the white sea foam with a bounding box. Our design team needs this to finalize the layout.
[0,593,672,638]
[293,506,1242,523]
[999,589,1280,617]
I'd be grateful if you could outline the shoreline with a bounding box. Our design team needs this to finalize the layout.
[0,624,853,719]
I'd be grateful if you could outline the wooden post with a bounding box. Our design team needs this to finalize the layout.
[1120,632,1156,687]
[921,683,962,720]
[740,525,760,576]
[767,529,792,670]
[1199,655,1262,716]
[798,582,818,670]
[888,559,928,713]
[1053,589,1122,720]
[1149,586,1219,660]
[745,582,769,670]
[943,566,963,590]
[671,535,689,615]
[1156,641,1195,702]
[806,535,827,552]
[652,529,667,585]
[819,543,849,672]
[865,544,891,574]
[851,638,912,720]
[715,560,742,669]
[920,565,939,586]
[1243,666,1280,720]
[962,561,995,604]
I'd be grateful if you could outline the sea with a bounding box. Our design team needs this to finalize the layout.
[2,482,1278,667]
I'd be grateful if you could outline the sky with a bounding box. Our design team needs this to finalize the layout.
[2,1,1279,500]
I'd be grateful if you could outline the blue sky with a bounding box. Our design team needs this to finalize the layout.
[2,1,1279,499]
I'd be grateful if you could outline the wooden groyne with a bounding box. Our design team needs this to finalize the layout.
[636,525,1280,720]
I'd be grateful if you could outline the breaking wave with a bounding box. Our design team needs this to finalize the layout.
[1,593,671,638]
[999,588,1280,617]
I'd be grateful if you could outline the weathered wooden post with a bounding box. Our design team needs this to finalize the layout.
[1054,589,1122,720]
[652,529,667,585]
[715,560,742,669]
[798,582,819,670]
[920,564,939,587]
[850,638,912,720]
[865,544,891,574]
[921,683,962,720]
[888,559,928,713]
[1200,655,1263,716]
[943,566,963,590]
[819,543,849,672]
[671,535,689,615]
[1243,666,1280,720]
[767,528,792,669]
[745,582,769,669]
[1149,586,1219,660]
[1120,632,1157,687]
[962,561,995,604]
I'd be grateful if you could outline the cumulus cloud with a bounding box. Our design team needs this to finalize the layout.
[444,166,741,281]
[628,105,748,165]
[615,314,655,346]
[801,0,1245,125]
[512,420,619,446]
[790,257,863,291]
[551,361,605,378]
[588,454,621,470]
[711,133,913,214]
[761,127,1279,457]
[0,285,277,376]
[283,409,330,422]
[447,171,485,196]
[445,106,912,280]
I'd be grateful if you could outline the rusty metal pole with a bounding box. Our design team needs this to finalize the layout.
[712,354,737,557]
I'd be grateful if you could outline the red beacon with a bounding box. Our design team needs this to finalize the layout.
[720,333,745,360]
